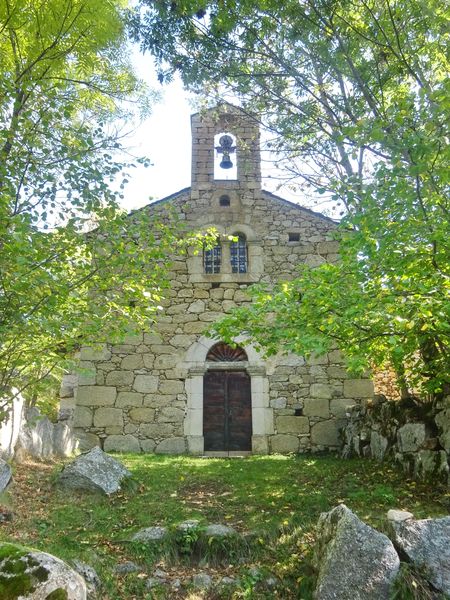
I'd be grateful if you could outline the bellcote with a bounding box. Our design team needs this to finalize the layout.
[190,104,261,192]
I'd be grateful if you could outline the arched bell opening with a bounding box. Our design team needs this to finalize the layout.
[214,132,237,180]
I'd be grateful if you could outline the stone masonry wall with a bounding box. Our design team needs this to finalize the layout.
[66,186,374,454]
[65,106,375,454]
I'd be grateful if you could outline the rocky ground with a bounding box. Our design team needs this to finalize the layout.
[0,451,448,598]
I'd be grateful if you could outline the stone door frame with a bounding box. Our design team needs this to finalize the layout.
[183,336,273,454]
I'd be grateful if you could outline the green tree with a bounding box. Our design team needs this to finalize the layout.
[0,0,187,417]
[133,0,450,396]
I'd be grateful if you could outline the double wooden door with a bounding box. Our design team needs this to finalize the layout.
[203,370,252,451]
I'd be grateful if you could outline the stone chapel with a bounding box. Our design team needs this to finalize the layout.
[62,105,374,456]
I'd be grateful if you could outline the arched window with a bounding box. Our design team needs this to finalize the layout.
[230,233,248,273]
[206,342,248,362]
[204,240,222,274]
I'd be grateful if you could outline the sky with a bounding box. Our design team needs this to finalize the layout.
[120,75,194,211]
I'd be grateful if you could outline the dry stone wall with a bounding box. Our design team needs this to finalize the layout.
[342,395,450,484]
[0,395,76,461]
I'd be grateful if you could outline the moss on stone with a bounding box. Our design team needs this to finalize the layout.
[33,564,50,582]
[0,542,49,599]
[0,543,28,562]
[46,588,69,599]
[0,570,36,598]
[2,559,28,575]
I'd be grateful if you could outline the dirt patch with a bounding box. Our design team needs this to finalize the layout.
[179,481,230,510]
[0,459,57,542]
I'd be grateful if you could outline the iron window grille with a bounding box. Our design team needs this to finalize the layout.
[204,243,222,273]
[230,234,248,273]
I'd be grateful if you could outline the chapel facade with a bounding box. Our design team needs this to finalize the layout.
[62,105,374,455]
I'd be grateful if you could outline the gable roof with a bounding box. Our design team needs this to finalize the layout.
[134,186,338,226]
[261,190,338,225]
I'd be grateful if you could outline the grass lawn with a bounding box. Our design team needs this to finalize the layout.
[1,453,448,599]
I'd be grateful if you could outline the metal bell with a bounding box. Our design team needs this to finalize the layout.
[219,152,233,169]
[216,134,236,170]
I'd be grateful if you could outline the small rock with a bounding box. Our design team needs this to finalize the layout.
[146,577,165,589]
[177,519,200,532]
[220,576,237,586]
[0,458,12,493]
[153,568,168,580]
[131,526,168,542]
[57,447,131,495]
[72,560,101,599]
[387,509,414,523]
[265,576,278,587]
[114,561,140,575]
[192,572,213,588]
[370,431,389,461]
[0,507,13,522]
[248,566,261,578]
[204,523,236,537]
[171,578,181,589]
[72,560,101,587]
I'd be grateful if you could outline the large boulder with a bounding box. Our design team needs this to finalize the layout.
[0,542,86,599]
[10,406,77,460]
[314,504,400,600]
[57,447,131,495]
[0,458,12,493]
[388,511,450,595]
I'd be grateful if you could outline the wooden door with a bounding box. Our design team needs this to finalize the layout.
[203,370,252,451]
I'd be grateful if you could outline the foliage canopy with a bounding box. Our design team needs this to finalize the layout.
[0,0,187,414]
[133,0,450,395]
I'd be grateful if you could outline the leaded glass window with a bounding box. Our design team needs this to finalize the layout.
[230,233,248,273]
[204,242,222,274]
